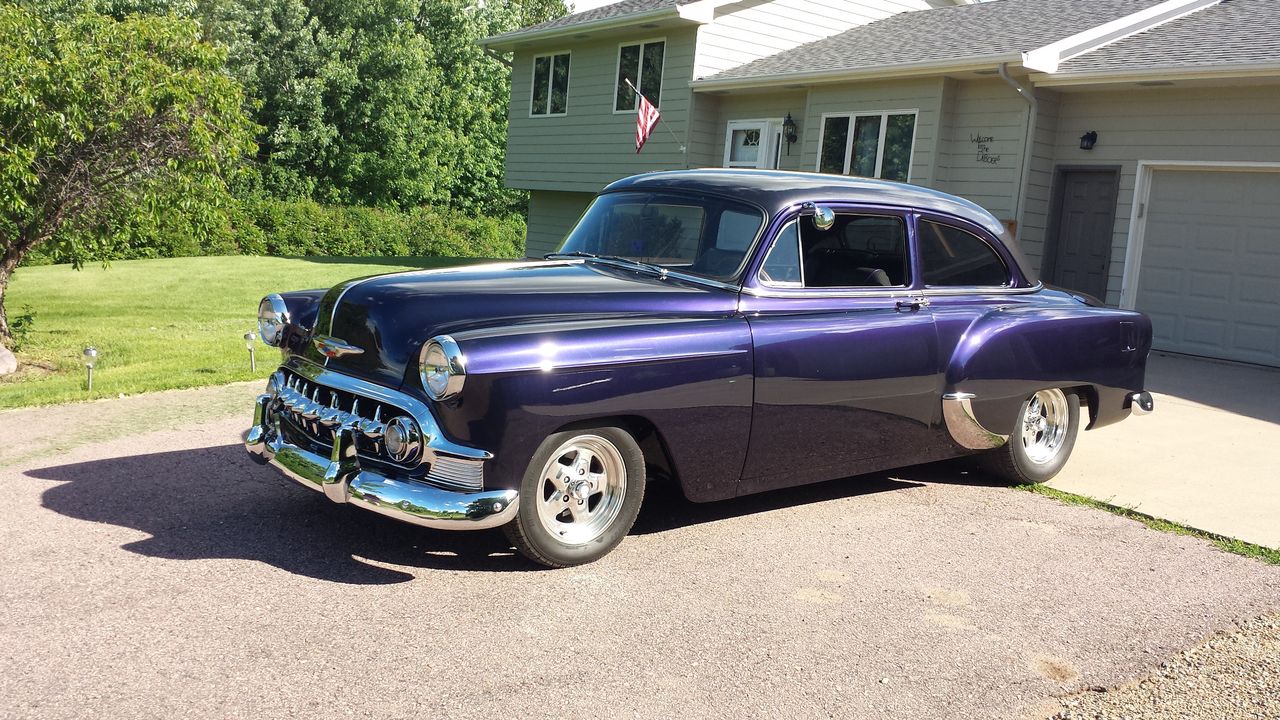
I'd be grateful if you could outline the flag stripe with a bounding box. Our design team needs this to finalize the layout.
[635,92,660,153]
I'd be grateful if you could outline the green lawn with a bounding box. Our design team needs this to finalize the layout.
[1,255,486,409]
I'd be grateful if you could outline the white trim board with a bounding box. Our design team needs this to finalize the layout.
[1119,160,1280,310]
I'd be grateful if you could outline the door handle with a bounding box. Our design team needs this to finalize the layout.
[896,297,930,312]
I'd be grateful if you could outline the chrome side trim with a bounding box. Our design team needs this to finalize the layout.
[740,282,1045,300]
[1129,391,1155,416]
[919,282,1045,297]
[247,394,516,530]
[942,391,1009,450]
[287,359,492,461]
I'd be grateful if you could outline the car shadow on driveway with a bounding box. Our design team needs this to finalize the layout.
[28,444,530,583]
[28,443,991,581]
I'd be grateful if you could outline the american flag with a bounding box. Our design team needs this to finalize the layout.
[634,86,661,153]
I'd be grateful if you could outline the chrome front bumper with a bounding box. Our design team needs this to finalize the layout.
[245,392,518,531]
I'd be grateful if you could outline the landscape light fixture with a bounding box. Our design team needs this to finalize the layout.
[782,113,799,154]
[1079,130,1098,150]
[82,346,98,392]
[244,331,257,372]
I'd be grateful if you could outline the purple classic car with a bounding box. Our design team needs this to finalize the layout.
[246,169,1154,567]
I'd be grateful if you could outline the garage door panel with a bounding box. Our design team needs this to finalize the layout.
[1240,276,1280,304]
[1137,169,1280,367]
[1234,323,1278,355]
[1182,316,1227,348]
[1187,270,1232,301]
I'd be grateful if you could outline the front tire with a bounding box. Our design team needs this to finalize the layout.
[982,388,1079,485]
[503,426,646,567]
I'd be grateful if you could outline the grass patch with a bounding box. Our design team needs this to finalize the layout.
[1020,484,1280,565]
[2,255,487,409]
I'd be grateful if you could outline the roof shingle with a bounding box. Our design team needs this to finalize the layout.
[1056,0,1280,73]
[699,0,1167,82]
[486,0,697,42]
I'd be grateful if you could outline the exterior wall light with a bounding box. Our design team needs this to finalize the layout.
[1079,131,1098,150]
[82,346,98,392]
[244,331,257,372]
[782,113,799,154]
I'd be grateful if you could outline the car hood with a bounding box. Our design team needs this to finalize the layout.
[306,260,740,388]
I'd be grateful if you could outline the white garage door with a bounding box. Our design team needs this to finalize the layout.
[1137,169,1280,367]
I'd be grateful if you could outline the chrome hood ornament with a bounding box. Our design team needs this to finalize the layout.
[313,335,365,359]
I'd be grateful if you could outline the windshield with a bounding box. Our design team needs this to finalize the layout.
[554,191,766,281]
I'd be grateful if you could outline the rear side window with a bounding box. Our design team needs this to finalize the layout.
[918,220,1008,287]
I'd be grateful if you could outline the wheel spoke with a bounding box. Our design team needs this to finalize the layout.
[546,466,568,494]
[572,449,595,477]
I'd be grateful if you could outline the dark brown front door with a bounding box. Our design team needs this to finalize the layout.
[1047,169,1119,300]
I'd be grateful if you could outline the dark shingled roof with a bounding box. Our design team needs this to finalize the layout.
[701,0,1167,82]
[1056,0,1280,73]
[485,0,697,42]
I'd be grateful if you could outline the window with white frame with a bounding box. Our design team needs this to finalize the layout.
[615,40,664,112]
[531,51,570,116]
[817,111,917,181]
[724,119,782,169]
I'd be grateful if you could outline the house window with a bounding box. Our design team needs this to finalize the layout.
[615,40,664,111]
[531,51,570,116]
[724,119,782,169]
[817,111,917,181]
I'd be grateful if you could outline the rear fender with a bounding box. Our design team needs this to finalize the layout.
[945,305,1152,439]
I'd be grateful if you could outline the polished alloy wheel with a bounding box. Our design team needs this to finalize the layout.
[535,435,627,545]
[1021,388,1070,465]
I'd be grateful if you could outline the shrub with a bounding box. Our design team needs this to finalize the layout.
[246,198,524,260]
[24,198,526,265]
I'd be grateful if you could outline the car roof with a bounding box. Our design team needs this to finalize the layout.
[603,169,1007,237]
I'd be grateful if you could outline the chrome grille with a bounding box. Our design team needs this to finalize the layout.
[272,368,483,490]
[425,456,486,492]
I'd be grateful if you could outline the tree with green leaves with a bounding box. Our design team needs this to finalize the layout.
[0,4,256,346]
[201,0,565,213]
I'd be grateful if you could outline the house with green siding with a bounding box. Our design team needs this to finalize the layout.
[482,0,1280,368]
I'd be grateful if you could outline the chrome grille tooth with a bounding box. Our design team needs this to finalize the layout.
[351,398,360,418]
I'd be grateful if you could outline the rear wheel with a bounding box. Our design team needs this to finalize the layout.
[982,388,1079,484]
[503,426,646,567]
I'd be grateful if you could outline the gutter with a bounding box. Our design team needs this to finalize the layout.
[689,54,1023,91]
[998,63,1036,243]
[480,0,729,51]
[480,7,679,49]
[1030,62,1280,87]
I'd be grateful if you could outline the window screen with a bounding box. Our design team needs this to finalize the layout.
[918,220,1008,287]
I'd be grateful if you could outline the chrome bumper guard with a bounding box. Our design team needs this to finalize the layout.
[246,391,518,531]
[1129,391,1155,416]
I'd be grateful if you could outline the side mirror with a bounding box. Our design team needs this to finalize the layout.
[801,202,835,230]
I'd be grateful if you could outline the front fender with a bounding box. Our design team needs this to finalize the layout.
[433,316,755,502]
[945,305,1152,436]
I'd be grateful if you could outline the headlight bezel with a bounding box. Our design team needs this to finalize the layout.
[257,294,291,347]
[419,335,466,401]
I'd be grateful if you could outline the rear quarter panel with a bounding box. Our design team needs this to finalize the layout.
[935,292,1153,435]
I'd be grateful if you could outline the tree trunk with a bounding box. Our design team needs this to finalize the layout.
[0,238,29,349]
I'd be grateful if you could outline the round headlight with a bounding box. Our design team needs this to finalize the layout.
[257,294,290,347]
[419,335,466,401]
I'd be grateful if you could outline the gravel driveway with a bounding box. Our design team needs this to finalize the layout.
[2,387,1278,719]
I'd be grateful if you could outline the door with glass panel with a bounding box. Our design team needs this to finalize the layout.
[817,111,917,181]
[724,119,782,170]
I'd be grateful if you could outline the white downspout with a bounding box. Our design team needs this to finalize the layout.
[998,63,1036,242]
